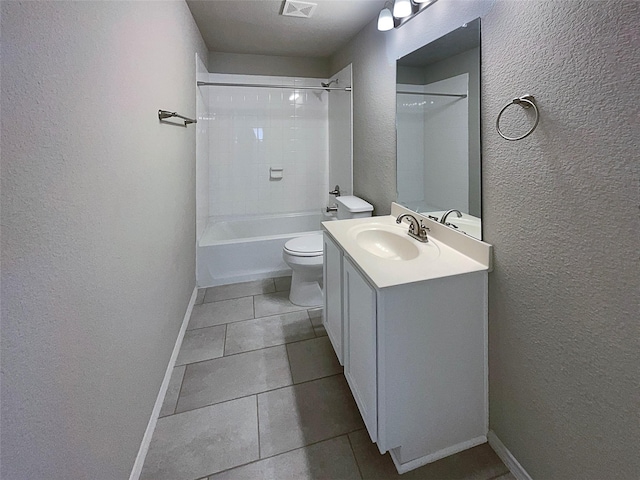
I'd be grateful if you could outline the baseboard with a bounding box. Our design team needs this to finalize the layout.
[390,436,487,474]
[487,430,533,480]
[129,286,198,480]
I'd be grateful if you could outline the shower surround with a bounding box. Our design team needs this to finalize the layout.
[205,73,329,217]
[196,72,349,287]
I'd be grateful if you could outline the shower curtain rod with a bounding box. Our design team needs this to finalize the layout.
[197,81,351,92]
[397,90,467,98]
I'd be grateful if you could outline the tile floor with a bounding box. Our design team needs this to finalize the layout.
[141,277,513,480]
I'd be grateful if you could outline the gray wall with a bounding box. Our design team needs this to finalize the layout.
[209,51,329,78]
[0,2,207,479]
[331,0,639,478]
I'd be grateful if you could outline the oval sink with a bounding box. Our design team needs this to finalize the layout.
[355,229,419,261]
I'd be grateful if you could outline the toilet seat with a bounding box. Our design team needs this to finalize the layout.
[284,234,323,257]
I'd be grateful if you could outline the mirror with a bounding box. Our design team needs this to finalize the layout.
[396,19,482,239]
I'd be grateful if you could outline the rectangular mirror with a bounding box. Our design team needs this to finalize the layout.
[396,18,482,239]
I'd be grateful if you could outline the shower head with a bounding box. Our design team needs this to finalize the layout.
[321,79,338,90]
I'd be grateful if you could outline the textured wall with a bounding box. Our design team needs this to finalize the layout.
[208,51,329,78]
[331,0,640,477]
[0,2,207,479]
[482,2,639,478]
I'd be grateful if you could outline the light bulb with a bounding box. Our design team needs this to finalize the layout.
[393,0,412,18]
[377,7,394,31]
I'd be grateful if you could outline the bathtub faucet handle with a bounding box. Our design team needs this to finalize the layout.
[329,185,341,197]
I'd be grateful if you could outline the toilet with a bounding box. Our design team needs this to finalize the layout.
[283,195,373,307]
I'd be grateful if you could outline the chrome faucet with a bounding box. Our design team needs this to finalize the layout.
[440,209,462,224]
[329,185,341,197]
[396,213,430,243]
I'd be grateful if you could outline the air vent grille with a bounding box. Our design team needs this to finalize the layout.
[282,0,317,18]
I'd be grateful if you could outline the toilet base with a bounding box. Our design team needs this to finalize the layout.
[289,271,323,307]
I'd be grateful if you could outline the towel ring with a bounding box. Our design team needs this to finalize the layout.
[496,95,539,141]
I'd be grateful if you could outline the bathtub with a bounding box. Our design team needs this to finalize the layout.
[197,211,328,287]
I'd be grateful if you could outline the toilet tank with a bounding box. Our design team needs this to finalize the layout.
[335,195,373,220]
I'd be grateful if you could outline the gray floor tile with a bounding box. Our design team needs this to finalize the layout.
[140,396,259,480]
[286,336,342,383]
[159,365,185,418]
[176,346,292,413]
[176,324,226,366]
[307,307,323,327]
[225,311,314,356]
[195,288,206,305]
[209,435,361,480]
[254,291,307,318]
[349,429,509,480]
[493,473,517,480]
[274,276,292,292]
[313,325,328,337]
[188,297,254,330]
[258,375,364,458]
[204,279,276,303]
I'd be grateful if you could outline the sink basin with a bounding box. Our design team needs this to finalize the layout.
[347,222,441,262]
[355,228,420,261]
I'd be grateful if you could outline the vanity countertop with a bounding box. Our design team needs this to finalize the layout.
[322,203,492,289]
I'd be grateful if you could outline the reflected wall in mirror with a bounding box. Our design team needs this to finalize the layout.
[396,18,482,239]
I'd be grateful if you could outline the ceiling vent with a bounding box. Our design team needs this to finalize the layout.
[282,0,317,18]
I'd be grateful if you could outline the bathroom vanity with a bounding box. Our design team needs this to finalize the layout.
[322,203,492,473]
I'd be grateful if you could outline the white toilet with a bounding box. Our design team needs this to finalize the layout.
[283,195,373,307]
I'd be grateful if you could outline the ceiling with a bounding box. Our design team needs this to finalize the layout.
[186,0,387,58]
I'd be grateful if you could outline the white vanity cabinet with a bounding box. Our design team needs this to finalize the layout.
[342,256,377,442]
[323,233,344,364]
[322,221,489,474]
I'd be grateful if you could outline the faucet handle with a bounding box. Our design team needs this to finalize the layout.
[419,221,430,241]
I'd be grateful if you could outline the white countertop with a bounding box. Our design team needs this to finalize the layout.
[322,203,492,289]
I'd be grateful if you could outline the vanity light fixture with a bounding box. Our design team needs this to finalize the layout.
[377,4,394,31]
[393,0,412,18]
[377,0,438,31]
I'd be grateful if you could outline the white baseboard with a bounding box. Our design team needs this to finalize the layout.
[390,436,487,474]
[129,286,198,480]
[487,430,533,480]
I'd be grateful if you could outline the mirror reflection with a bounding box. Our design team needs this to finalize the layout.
[396,19,482,239]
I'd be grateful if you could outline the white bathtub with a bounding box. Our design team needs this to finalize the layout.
[197,211,327,287]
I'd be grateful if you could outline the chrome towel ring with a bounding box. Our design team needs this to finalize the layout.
[496,95,539,141]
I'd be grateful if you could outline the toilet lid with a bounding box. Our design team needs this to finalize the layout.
[284,234,323,257]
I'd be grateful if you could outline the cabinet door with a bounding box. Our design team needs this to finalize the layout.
[323,233,344,365]
[343,257,377,442]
